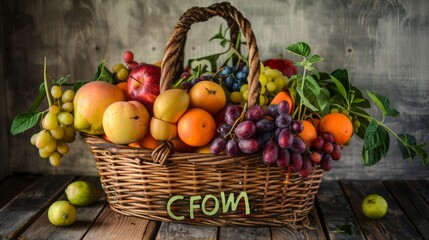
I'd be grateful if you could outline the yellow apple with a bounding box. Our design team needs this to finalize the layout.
[102,101,150,144]
[74,81,125,135]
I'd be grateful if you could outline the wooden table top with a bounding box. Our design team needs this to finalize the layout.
[0,174,427,240]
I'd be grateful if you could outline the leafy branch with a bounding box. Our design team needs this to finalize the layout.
[285,42,428,166]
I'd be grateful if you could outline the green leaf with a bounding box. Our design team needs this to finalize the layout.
[350,87,371,108]
[93,61,115,83]
[304,86,331,115]
[10,112,42,136]
[398,133,417,159]
[55,75,71,85]
[367,91,399,117]
[362,120,390,166]
[397,134,429,164]
[304,75,320,97]
[329,75,348,101]
[329,69,351,96]
[220,39,229,48]
[309,54,323,64]
[333,224,353,235]
[415,144,429,164]
[209,25,224,41]
[286,42,311,57]
[28,82,47,113]
[350,107,371,139]
[296,87,319,111]
[73,81,89,92]
[308,66,320,80]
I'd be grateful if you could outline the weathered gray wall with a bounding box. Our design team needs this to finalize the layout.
[2,0,428,179]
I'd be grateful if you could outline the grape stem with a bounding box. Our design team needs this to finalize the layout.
[43,57,52,107]
[225,103,248,140]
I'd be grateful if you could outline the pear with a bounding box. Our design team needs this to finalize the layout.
[65,180,102,206]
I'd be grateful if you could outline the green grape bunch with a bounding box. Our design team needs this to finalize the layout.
[10,58,86,167]
[30,84,76,166]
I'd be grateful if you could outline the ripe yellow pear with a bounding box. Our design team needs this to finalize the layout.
[65,180,102,207]
[74,81,125,135]
[153,88,190,123]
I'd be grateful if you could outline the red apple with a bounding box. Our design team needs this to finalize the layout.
[263,58,298,78]
[127,63,161,114]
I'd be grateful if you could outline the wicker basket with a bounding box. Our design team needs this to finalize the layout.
[84,2,324,227]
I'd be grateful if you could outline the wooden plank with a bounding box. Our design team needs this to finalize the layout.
[412,180,429,203]
[316,180,364,239]
[219,226,271,240]
[82,206,159,240]
[0,175,74,240]
[155,222,218,240]
[19,177,107,240]
[0,173,40,209]
[270,207,326,240]
[385,181,429,240]
[341,181,423,240]
[141,220,162,240]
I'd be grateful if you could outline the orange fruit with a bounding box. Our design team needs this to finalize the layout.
[306,118,321,131]
[101,134,110,142]
[177,108,216,147]
[153,61,162,67]
[320,112,353,145]
[298,120,317,147]
[128,141,141,148]
[172,138,195,152]
[194,144,211,154]
[116,82,130,100]
[270,90,293,114]
[138,132,158,149]
[189,81,226,116]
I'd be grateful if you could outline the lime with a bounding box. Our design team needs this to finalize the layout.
[361,194,388,219]
[48,200,77,226]
[65,180,102,206]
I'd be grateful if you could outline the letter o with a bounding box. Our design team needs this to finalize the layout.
[201,194,219,216]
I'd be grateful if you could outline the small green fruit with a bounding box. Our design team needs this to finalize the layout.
[361,194,388,219]
[48,200,77,226]
[65,180,102,207]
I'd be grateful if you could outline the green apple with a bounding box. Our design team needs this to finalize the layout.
[361,194,388,219]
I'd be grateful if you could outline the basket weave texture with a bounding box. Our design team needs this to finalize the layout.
[84,2,324,227]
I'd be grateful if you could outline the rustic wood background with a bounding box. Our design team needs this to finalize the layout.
[1,0,428,180]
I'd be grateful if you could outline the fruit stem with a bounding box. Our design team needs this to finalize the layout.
[296,66,307,120]
[43,57,52,107]
[350,109,418,158]
[225,103,248,139]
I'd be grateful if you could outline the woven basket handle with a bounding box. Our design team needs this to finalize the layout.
[160,2,260,107]
[152,2,260,164]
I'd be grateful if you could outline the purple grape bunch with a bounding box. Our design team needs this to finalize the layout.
[209,100,342,178]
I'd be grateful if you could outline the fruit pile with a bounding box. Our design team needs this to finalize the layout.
[11,30,428,171]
